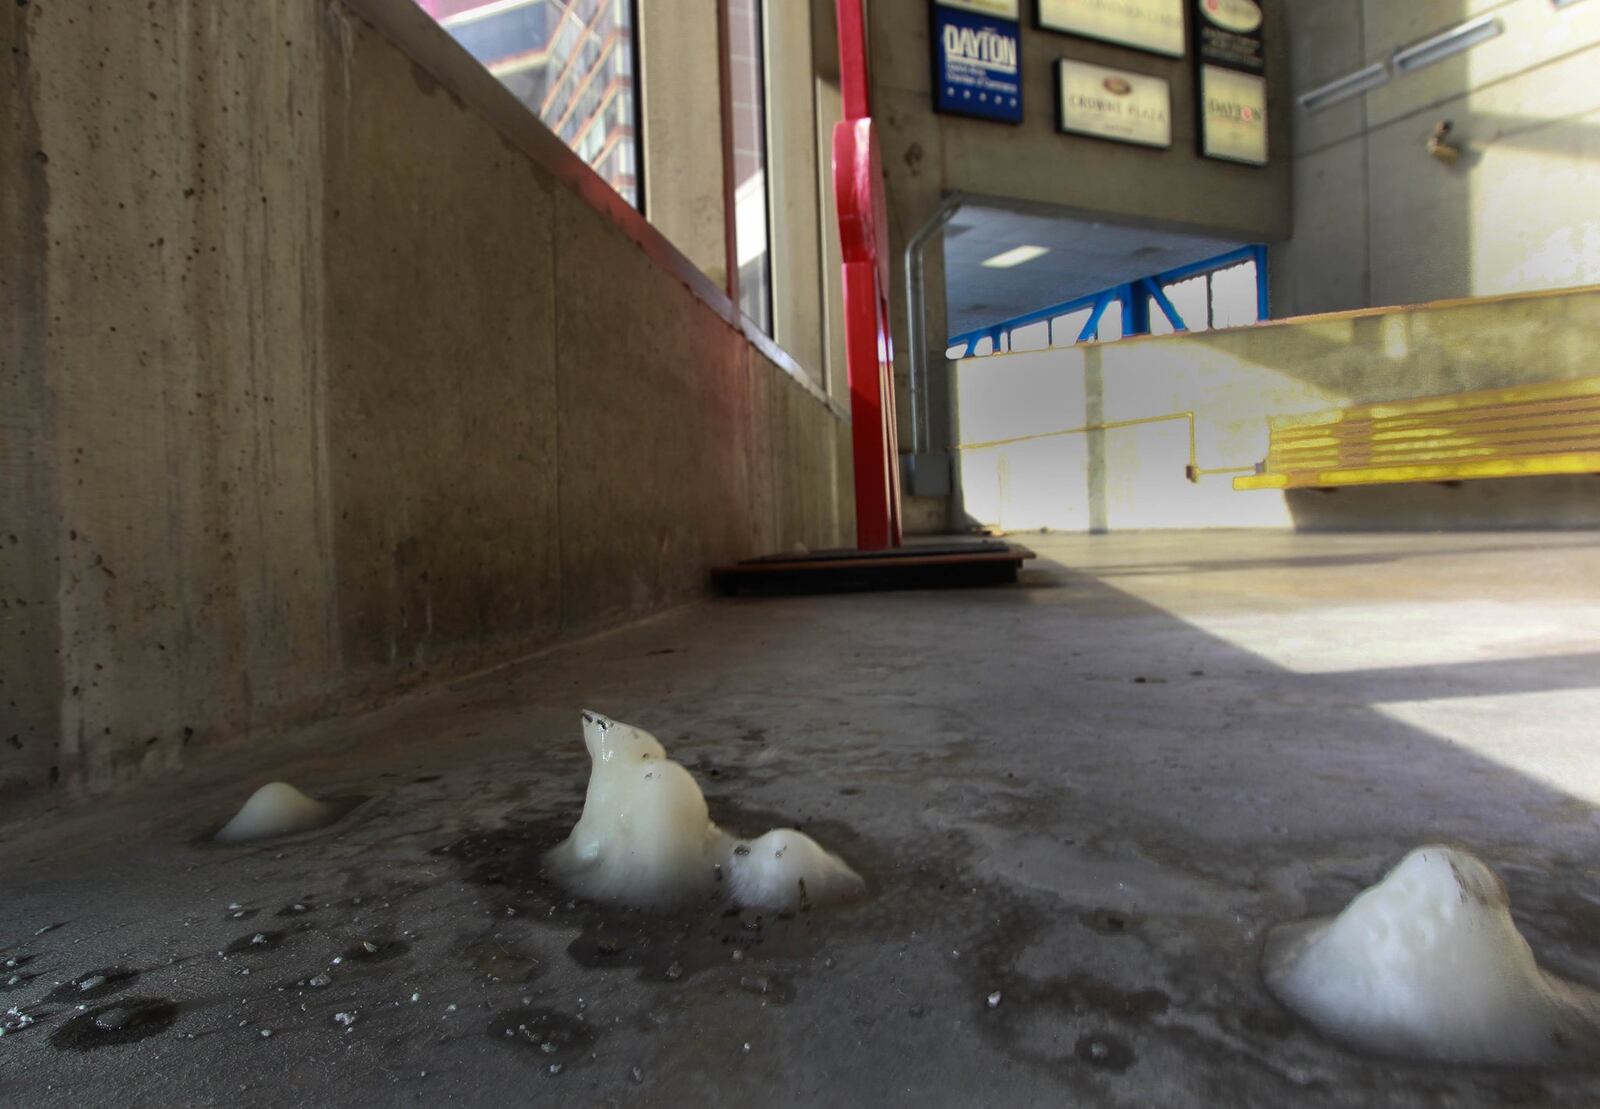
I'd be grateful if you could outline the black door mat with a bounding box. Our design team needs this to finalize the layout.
[711,541,1036,595]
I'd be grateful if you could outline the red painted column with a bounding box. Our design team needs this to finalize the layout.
[832,0,902,550]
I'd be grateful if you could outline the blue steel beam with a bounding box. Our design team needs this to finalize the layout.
[1077,291,1115,343]
[1143,278,1188,333]
[950,244,1269,352]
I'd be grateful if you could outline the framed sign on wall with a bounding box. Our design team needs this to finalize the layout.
[1036,0,1186,59]
[1194,0,1264,72]
[1192,0,1267,164]
[1199,64,1267,164]
[1056,60,1172,149]
[938,0,1021,15]
[931,1,1025,123]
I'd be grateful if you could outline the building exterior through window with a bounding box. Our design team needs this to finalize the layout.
[415,0,640,208]
[726,0,771,335]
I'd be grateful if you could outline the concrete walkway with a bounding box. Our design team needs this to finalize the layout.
[3,531,1599,1106]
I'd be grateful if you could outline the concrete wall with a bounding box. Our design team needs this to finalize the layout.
[640,0,730,288]
[764,0,828,390]
[0,0,851,798]
[811,0,849,406]
[866,1,1293,450]
[953,286,1600,533]
[1277,0,1600,316]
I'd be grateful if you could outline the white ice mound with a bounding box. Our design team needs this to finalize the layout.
[543,711,730,909]
[544,711,865,913]
[1264,845,1600,1065]
[729,828,866,912]
[215,782,336,843]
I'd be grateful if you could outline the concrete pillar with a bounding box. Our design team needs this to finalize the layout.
[638,0,729,287]
[762,0,826,388]
[1,0,63,793]
[813,74,848,405]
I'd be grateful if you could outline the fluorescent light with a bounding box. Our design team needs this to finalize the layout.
[981,245,1050,269]
[1297,62,1391,113]
[1553,0,1590,8]
[1392,15,1503,74]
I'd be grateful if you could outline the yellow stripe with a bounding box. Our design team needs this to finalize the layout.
[1234,451,1600,491]
[1267,376,1600,431]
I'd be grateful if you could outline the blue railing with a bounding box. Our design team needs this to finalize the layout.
[949,244,1269,356]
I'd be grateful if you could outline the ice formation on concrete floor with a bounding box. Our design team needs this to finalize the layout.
[214,782,337,843]
[544,712,730,909]
[1263,845,1600,1066]
[728,828,866,912]
[544,711,865,913]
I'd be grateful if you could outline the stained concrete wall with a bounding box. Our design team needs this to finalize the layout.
[764,0,827,389]
[0,0,850,798]
[1,0,58,791]
[953,285,1600,532]
[639,0,729,288]
[865,0,1292,508]
[1277,0,1600,316]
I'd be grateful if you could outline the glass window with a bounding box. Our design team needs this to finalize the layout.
[1152,274,1211,336]
[1096,299,1124,343]
[1209,259,1261,329]
[1009,320,1050,353]
[1051,308,1093,346]
[416,0,641,209]
[727,0,772,334]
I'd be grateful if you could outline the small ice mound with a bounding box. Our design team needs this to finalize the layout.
[1263,845,1600,1066]
[545,711,865,914]
[543,711,731,909]
[215,782,336,843]
[727,828,865,912]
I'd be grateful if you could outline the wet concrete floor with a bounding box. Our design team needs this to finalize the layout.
[2,531,1599,1105]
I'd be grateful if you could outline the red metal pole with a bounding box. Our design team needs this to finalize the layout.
[832,0,902,549]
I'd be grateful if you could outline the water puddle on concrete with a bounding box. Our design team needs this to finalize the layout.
[437,799,874,996]
[45,966,139,1003]
[486,1005,598,1076]
[50,998,180,1050]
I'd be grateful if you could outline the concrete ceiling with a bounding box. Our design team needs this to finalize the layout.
[943,205,1247,339]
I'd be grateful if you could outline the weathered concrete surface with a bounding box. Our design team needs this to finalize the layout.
[639,0,730,288]
[3,0,341,797]
[764,0,828,390]
[0,0,850,797]
[0,0,61,794]
[954,285,1600,531]
[1277,0,1600,315]
[324,3,563,677]
[1,531,1598,1105]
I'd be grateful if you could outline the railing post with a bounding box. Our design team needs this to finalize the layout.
[1124,282,1150,337]
[1254,244,1271,322]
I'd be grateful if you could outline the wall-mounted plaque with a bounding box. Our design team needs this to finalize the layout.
[937,0,1022,17]
[1056,60,1172,148]
[1199,64,1267,164]
[1036,0,1186,59]
[1194,0,1264,72]
[931,3,1024,123]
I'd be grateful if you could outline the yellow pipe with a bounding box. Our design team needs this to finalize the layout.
[954,412,1253,482]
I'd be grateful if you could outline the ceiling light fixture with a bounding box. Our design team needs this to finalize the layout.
[1392,15,1503,74]
[1297,62,1392,113]
[981,245,1050,269]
